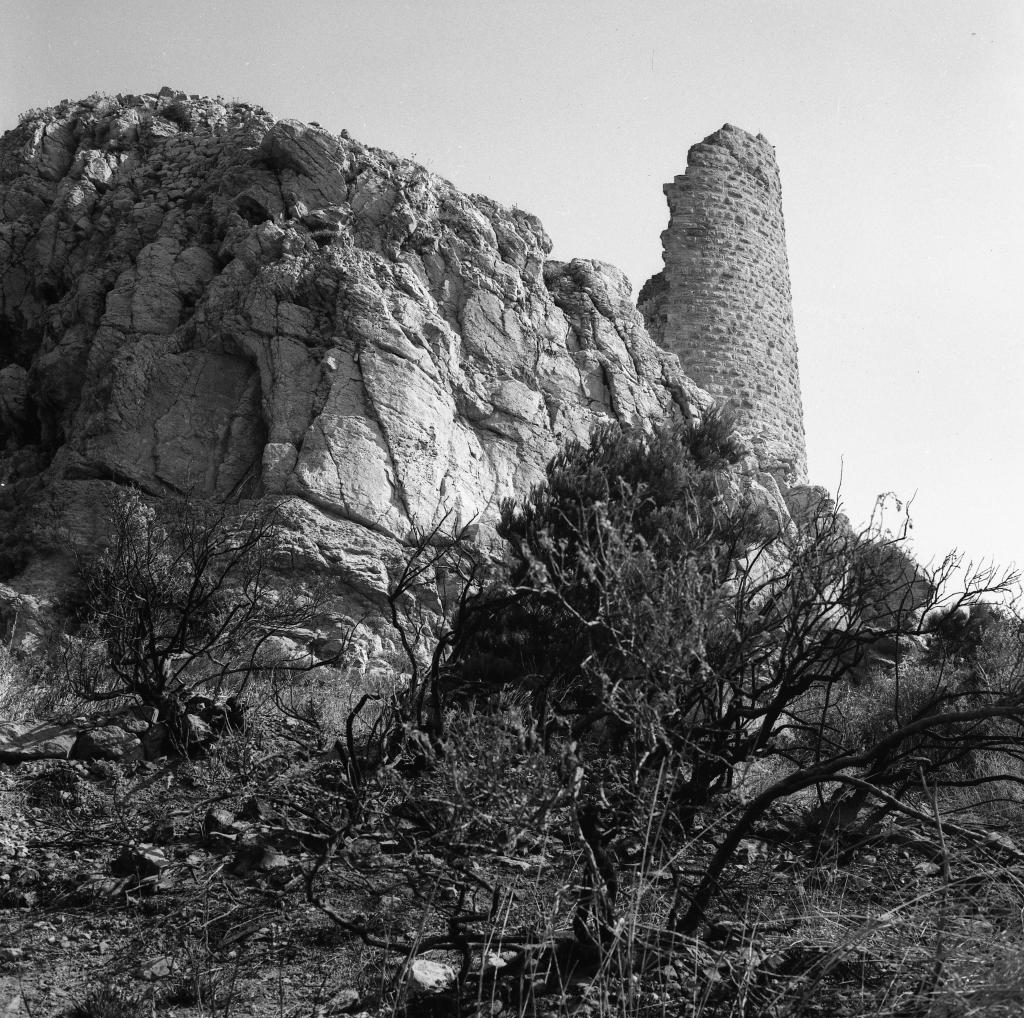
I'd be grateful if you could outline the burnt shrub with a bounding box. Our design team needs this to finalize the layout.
[68,489,341,747]
[442,415,1023,931]
[299,409,1024,982]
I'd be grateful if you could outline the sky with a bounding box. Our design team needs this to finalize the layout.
[3,0,1023,580]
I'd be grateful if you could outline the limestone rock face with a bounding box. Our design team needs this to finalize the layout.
[0,89,712,631]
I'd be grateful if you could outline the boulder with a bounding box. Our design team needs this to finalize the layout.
[111,703,159,735]
[0,721,76,763]
[71,725,143,761]
[408,958,458,994]
[176,713,214,754]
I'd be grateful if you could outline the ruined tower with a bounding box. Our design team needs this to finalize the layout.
[639,124,807,482]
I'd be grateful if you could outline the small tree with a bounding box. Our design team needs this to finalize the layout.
[70,490,338,736]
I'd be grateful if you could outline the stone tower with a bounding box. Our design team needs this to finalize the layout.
[639,124,807,482]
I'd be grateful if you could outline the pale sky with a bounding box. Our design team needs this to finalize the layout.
[3,0,1023,576]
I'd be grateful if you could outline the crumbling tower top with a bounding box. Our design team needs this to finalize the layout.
[639,124,808,482]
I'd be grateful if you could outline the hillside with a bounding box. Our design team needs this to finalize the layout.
[1,90,1023,1018]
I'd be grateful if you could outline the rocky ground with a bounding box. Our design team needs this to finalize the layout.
[2,705,1024,1018]
[0,720,439,1018]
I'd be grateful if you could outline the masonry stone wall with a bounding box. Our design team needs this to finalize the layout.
[639,124,807,482]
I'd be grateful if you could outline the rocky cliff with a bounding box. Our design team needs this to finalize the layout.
[0,88,727,646]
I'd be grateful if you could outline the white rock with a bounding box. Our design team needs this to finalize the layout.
[409,958,458,994]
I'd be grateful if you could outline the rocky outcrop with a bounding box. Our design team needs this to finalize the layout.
[0,88,719,638]
[0,93,819,666]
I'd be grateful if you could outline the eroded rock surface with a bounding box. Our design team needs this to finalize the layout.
[0,88,720,638]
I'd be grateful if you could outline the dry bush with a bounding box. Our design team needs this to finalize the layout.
[435,419,1024,939]
[68,489,345,748]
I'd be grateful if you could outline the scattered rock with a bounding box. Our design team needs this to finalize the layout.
[408,958,458,994]
[230,841,290,876]
[202,807,240,842]
[313,988,361,1016]
[111,843,168,881]
[136,954,175,981]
